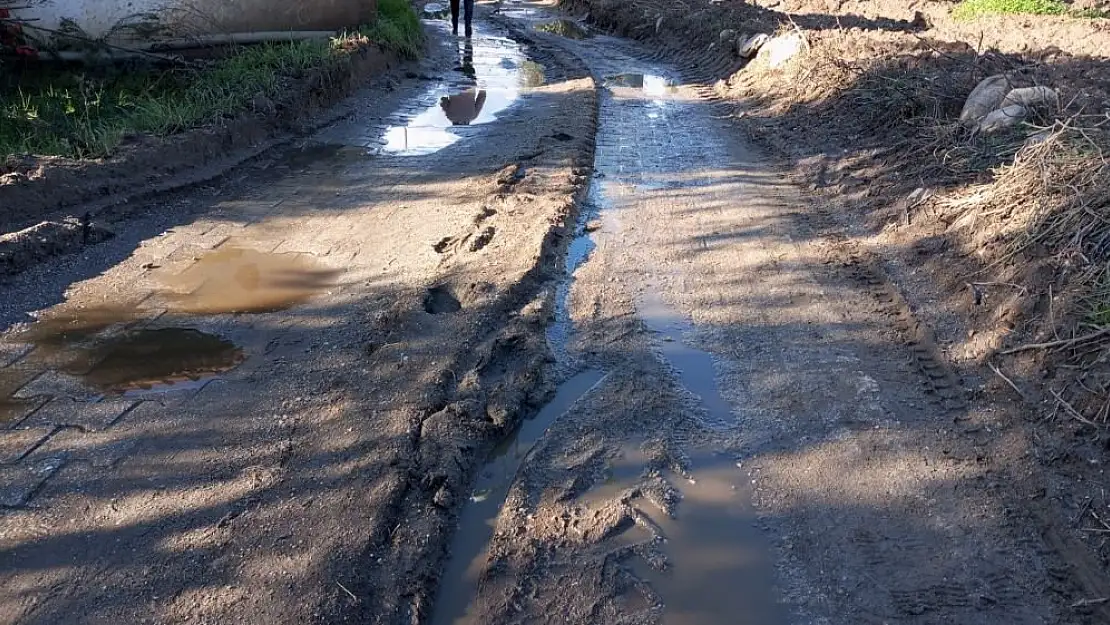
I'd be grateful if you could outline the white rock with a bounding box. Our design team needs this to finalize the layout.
[758,33,803,68]
[1001,86,1058,111]
[959,74,1010,124]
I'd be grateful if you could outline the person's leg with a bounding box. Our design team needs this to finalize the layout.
[463,0,474,37]
[450,0,460,35]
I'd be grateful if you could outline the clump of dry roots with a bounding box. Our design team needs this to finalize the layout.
[940,115,1110,420]
[940,117,1110,266]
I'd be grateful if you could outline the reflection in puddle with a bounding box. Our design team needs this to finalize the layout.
[604,73,677,97]
[381,34,531,155]
[159,247,341,315]
[431,369,607,625]
[3,325,242,400]
[440,89,487,126]
[534,19,589,39]
[71,329,244,394]
[638,289,734,430]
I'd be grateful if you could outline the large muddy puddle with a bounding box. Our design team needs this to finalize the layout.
[4,315,244,401]
[157,247,341,315]
[584,444,787,624]
[0,246,334,407]
[431,369,606,625]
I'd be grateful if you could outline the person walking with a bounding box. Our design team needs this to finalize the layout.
[450,0,474,37]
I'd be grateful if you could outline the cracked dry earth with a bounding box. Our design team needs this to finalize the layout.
[0,4,1085,625]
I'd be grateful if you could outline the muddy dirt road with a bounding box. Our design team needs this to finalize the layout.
[0,3,1089,625]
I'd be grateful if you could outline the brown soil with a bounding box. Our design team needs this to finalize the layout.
[5,0,1110,622]
[560,0,1110,620]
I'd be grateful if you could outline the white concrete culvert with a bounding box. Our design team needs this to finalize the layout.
[961,76,1060,135]
[960,74,1012,125]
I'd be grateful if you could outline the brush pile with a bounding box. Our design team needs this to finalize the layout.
[0,3,38,65]
[942,118,1110,282]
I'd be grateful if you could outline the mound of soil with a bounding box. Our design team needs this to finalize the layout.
[0,44,400,236]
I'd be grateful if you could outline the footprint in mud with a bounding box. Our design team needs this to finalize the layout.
[424,286,462,314]
[473,206,497,225]
[468,227,496,252]
[434,237,456,254]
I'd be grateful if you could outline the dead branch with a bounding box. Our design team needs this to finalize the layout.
[1050,388,1100,428]
[1000,327,1110,355]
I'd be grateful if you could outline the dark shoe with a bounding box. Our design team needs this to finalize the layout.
[465,25,473,37]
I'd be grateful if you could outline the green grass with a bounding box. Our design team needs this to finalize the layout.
[954,0,1110,19]
[1,0,423,159]
[362,0,425,59]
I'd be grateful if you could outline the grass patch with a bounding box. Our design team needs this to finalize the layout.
[1,0,423,159]
[362,0,425,60]
[954,0,1110,19]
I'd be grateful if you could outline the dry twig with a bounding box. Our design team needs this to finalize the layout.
[988,361,1028,401]
[1050,388,1100,428]
[1000,327,1110,355]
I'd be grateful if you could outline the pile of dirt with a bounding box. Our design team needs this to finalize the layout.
[561,0,782,54]
[713,18,1110,409]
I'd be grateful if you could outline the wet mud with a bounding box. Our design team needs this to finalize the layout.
[445,8,791,623]
[431,369,606,625]
[0,9,605,625]
[580,444,787,625]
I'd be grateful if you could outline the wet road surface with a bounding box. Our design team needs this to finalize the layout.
[426,4,1067,625]
[0,4,1076,625]
[0,16,598,624]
